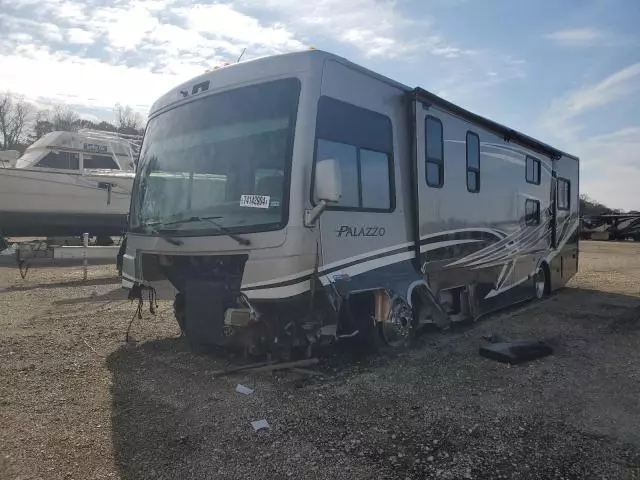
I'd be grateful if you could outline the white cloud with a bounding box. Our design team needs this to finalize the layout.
[544,28,606,47]
[0,14,63,43]
[65,27,95,45]
[537,64,640,211]
[0,0,526,133]
[176,4,304,53]
[0,47,183,113]
[237,0,466,59]
[540,62,640,142]
[92,4,161,51]
[0,0,310,112]
[564,63,640,118]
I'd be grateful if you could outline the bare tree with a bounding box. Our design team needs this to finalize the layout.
[114,103,144,134]
[0,92,34,150]
[30,109,54,141]
[51,105,80,132]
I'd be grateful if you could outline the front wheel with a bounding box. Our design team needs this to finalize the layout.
[377,297,415,349]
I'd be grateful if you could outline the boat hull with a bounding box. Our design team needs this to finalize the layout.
[0,168,133,237]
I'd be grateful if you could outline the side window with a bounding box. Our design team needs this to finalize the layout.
[314,96,394,211]
[526,156,541,185]
[557,177,570,210]
[525,199,540,225]
[83,154,119,169]
[425,116,444,187]
[466,131,480,193]
[36,151,80,170]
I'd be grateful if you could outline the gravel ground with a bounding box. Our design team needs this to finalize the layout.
[1,241,640,480]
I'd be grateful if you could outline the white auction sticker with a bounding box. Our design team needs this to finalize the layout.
[240,194,270,209]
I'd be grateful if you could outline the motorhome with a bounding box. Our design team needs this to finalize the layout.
[121,49,580,357]
[0,129,139,239]
[580,214,640,241]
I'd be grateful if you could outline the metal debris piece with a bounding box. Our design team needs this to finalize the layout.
[251,419,270,432]
[479,340,553,365]
[235,384,254,395]
[249,358,319,373]
[210,360,278,378]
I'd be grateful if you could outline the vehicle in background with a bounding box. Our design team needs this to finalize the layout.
[0,150,20,168]
[580,214,640,241]
[0,129,140,240]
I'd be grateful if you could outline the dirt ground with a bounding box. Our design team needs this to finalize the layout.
[1,241,640,480]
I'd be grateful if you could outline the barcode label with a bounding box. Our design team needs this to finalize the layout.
[240,195,270,209]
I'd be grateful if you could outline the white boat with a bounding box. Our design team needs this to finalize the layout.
[0,129,140,238]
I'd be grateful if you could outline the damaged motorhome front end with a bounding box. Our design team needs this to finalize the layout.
[122,49,580,357]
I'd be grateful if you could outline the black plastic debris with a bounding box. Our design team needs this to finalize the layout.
[479,341,553,365]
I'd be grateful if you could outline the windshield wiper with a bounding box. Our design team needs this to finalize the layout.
[148,215,251,246]
[143,224,183,246]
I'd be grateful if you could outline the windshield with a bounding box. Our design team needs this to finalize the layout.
[131,77,301,235]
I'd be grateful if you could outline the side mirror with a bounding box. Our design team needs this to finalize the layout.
[305,158,342,227]
[315,158,342,203]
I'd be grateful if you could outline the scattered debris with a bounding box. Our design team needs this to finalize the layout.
[290,368,324,377]
[251,419,270,432]
[479,340,553,364]
[211,358,321,378]
[81,337,104,358]
[248,358,320,374]
[235,384,254,395]
[210,360,278,378]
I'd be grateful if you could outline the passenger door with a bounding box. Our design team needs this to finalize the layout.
[313,96,407,293]
[552,156,579,284]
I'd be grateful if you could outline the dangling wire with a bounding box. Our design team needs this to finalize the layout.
[125,285,158,343]
[148,287,158,314]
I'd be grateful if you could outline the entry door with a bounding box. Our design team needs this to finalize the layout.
[412,98,444,269]
[553,157,579,280]
[313,96,405,287]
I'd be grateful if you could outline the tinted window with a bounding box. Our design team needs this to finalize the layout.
[36,151,80,170]
[425,116,443,187]
[525,199,540,225]
[466,131,480,193]
[557,177,570,210]
[360,149,391,209]
[84,154,119,169]
[526,156,541,184]
[314,96,394,211]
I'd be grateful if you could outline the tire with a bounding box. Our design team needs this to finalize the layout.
[377,297,415,349]
[346,295,415,354]
[173,293,187,336]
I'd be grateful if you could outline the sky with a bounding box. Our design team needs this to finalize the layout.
[0,0,639,210]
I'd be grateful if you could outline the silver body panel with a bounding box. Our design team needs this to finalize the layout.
[123,49,579,331]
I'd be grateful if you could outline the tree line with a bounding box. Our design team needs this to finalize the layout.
[0,91,145,153]
[579,194,636,216]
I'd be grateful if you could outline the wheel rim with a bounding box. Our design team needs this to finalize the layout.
[535,268,546,299]
[379,299,413,348]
